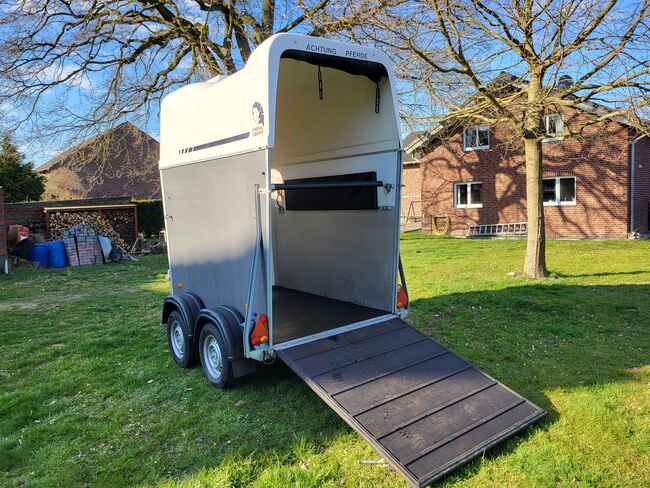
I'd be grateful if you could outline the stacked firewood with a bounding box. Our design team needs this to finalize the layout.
[49,209,134,249]
[22,218,47,234]
[106,209,137,244]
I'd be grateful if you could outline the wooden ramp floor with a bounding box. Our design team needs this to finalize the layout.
[277,318,545,487]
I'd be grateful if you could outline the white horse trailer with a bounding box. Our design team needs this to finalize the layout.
[159,33,543,487]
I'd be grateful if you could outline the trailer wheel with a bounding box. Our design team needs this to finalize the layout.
[167,310,198,368]
[199,323,233,388]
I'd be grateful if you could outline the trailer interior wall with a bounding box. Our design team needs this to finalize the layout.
[270,58,401,343]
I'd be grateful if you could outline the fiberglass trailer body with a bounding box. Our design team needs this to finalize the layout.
[159,34,544,487]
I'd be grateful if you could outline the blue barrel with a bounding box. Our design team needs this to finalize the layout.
[27,243,49,267]
[46,241,67,268]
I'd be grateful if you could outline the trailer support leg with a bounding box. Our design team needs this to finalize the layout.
[243,184,266,360]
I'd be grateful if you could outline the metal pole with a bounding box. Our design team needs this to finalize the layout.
[271,180,383,191]
[243,184,263,358]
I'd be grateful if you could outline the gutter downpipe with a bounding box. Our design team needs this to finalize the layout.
[630,134,648,233]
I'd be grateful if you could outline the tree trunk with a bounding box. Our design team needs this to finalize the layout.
[523,138,548,278]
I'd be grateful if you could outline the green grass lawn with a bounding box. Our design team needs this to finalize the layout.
[1,236,649,487]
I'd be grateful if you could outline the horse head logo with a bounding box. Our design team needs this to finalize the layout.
[252,102,264,127]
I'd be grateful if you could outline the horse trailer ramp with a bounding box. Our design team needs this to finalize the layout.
[277,318,545,487]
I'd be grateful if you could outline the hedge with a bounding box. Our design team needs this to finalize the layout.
[133,199,164,236]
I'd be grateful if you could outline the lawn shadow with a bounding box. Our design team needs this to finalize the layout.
[409,283,648,401]
[552,270,648,278]
[403,283,649,484]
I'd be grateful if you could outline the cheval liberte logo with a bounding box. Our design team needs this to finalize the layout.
[251,102,264,137]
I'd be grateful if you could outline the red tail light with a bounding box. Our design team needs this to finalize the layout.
[397,284,408,309]
[250,314,269,346]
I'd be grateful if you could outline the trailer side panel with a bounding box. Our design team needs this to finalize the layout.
[162,151,268,316]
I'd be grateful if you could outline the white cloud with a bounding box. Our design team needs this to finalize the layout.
[40,64,94,90]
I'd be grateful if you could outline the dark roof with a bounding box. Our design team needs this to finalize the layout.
[36,122,161,200]
[403,130,426,148]
[402,130,426,164]
[407,72,646,153]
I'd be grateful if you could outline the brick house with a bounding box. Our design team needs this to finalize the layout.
[406,104,650,239]
[400,131,425,224]
[36,122,161,200]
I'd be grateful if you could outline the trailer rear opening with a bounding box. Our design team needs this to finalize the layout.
[159,33,544,487]
[270,53,399,344]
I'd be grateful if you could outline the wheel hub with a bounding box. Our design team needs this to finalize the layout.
[203,334,223,380]
[171,321,185,359]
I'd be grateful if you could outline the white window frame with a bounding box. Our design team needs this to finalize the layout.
[543,113,564,142]
[463,126,490,151]
[454,182,483,208]
[543,176,576,206]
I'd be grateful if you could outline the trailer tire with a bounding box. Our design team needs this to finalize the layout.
[199,323,233,388]
[167,310,199,368]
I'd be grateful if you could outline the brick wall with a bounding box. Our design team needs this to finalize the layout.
[420,107,632,238]
[0,188,7,270]
[632,136,650,234]
[401,162,422,222]
[3,205,46,232]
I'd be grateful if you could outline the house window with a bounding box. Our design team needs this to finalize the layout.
[544,114,563,138]
[543,176,576,206]
[454,182,482,208]
[463,126,490,150]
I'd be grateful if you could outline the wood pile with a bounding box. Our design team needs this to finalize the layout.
[49,208,135,249]
[21,217,47,234]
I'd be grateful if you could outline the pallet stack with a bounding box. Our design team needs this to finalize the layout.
[63,222,104,266]
[0,188,8,273]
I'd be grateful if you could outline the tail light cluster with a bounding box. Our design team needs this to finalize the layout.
[250,314,269,346]
[397,284,408,310]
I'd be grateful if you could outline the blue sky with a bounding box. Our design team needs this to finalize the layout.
[5,0,647,167]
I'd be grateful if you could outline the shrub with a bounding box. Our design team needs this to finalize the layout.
[134,199,164,236]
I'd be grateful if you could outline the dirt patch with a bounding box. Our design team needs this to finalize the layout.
[0,301,40,311]
[0,293,85,312]
[625,366,644,374]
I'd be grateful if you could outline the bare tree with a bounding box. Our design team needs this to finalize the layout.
[360,0,649,278]
[0,0,373,150]
[42,167,84,200]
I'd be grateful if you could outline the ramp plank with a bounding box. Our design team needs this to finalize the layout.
[313,339,444,396]
[294,326,424,377]
[335,353,471,417]
[277,318,544,487]
[281,318,404,361]
[407,402,541,482]
[354,368,495,438]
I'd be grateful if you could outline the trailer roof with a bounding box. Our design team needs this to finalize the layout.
[159,34,399,169]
